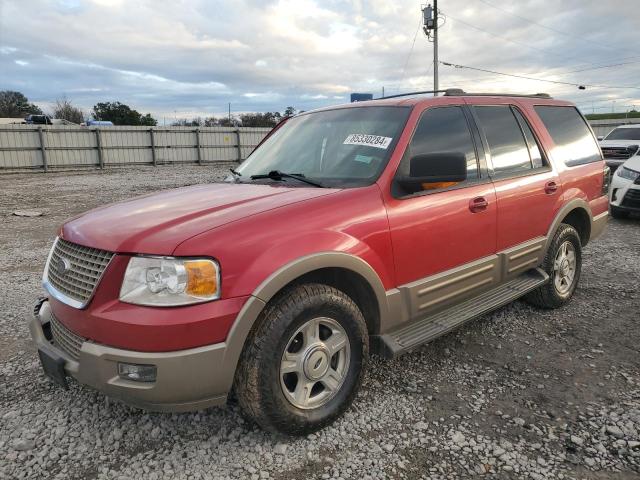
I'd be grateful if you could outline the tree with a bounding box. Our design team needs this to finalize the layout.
[52,97,84,124]
[282,106,296,117]
[218,116,240,127]
[92,101,157,126]
[172,117,203,127]
[139,113,158,126]
[203,116,219,127]
[0,90,42,117]
[239,111,282,127]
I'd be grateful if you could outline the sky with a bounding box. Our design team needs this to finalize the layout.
[1,0,639,123]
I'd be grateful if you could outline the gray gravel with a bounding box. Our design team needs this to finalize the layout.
[1,165,639,479]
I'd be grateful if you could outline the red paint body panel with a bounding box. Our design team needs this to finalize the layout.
[62,183,337,254]
[173,185,396,295]
[491,171,563,250]
[49,256,248,352]
[385,183,497,284]
[47,94,607,353]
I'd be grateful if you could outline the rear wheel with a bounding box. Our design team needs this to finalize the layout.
[525,223,582,309]
[234,283,368,435]
[610,205,629,219]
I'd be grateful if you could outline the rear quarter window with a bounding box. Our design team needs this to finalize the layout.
[534,105,601,167]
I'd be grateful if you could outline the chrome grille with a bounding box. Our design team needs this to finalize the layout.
[45,238,114,308]
[601,146,638,160]
[50,314,85,360]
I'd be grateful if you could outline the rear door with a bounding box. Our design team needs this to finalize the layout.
[470,101,563,278]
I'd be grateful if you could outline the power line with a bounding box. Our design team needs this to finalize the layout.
[440,61,640,91]
[445,13,594,67]
[559,59,640,75]
[398,17,423,87]
[474,0,622,52]
[446,12,640,75]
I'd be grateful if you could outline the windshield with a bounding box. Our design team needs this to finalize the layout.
[233,106,411,188]
[605,127,640,140]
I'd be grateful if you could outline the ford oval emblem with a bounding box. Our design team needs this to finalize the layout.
[57,257,72,276]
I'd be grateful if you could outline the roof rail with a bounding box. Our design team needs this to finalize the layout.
[443,90,552,99]
[380,89,463,100]
[379,89,552,100]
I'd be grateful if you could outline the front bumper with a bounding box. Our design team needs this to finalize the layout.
[609,174,640,212]
[30,300,230,412]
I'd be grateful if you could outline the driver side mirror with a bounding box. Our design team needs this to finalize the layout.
[397,152,467,191]
[597,136,604,141]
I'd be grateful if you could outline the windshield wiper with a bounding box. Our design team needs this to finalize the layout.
[229,167,242,177]
[250,170,324,188]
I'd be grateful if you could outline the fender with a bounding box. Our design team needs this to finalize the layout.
[543,197,591,254]
[251,251,389,314]
[214,252,390,397]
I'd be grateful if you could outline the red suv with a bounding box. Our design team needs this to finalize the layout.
[30,90,609,435]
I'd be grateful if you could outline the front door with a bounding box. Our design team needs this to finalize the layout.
[384,105,498,321]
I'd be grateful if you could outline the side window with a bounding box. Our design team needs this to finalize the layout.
[512,108,545,168]
[534,105,601,166]
[400,106,479,186]
[474,105,532,176]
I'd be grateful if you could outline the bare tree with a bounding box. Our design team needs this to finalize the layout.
[53,97,84,124]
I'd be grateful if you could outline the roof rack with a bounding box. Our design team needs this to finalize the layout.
[380,89,457,99]
[379,88,552,100]
[443,89,552,99]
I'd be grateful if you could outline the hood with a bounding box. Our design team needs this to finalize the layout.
[599,139,640,149]
[62,182,338,254]
[620,155,640,172]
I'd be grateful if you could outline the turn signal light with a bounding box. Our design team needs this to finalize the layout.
[185,260,218,297]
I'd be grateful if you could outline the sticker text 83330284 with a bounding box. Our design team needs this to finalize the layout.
[343,134,393,150]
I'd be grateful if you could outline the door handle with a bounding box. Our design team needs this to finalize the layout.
[469,196,488,213]
[545,181,558,194]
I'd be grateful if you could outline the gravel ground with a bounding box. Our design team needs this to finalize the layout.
[1,165,639,480]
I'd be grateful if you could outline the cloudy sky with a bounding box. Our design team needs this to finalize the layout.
[1,0,639,123]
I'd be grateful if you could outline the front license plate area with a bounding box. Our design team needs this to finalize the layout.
[38,347,69,390]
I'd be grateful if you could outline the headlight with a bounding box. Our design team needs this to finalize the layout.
[120,257,220,306]
[617,167,640,181]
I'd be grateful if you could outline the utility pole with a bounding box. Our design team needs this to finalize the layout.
[433,0,438,94]
[422,2,439,95]
[228,103,231,124]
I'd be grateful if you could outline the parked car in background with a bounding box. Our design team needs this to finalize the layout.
[30,90,608,435]
[598,125,640,171]
[84,120,114,126]
[609,155,640,218]
[24,114,53,125]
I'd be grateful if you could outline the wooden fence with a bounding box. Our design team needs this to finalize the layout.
[0,118,637,173]
[0,125,272,171]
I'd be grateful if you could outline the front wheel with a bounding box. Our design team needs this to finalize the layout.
[234,283,368,435]
[525,223,582,309]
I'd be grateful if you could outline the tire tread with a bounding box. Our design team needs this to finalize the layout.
[234,283,368,435]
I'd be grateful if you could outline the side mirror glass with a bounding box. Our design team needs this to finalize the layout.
[397,152,467,191]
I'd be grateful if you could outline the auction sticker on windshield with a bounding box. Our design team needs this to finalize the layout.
[344,134,392,149]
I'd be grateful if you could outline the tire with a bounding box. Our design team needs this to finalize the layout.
[234,283,368,435]
[610,205,629,219]
[525,223,582,309]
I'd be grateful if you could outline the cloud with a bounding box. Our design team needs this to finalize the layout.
[1,0,639,120]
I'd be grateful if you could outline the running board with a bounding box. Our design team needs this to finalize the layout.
[378,268,549,359]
